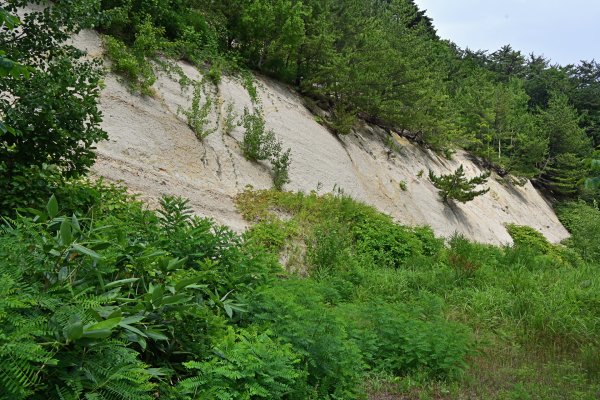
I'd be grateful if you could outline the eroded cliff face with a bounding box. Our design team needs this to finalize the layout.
[72,29,569,245]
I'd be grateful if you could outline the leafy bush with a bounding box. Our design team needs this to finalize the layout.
[1,3,106,212]
[447,234,486,278]
[0,185,283,398]
[272,148,292,191]
[105,35,157,95]
[249,280,366,399]
[339,302,473,379]
[328,104,357,135]
[240,107,279,161]
[557,202,600,263]
[223,103,239,136]
[352,216,442,269]
[240,108,292,190]
[179,328,302,399]
[178,79,215,140]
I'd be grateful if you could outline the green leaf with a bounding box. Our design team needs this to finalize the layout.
[174,276,202,292]
[224,304,233,318]
[64,318,84,341]
[85,316,123,331]
[71,214,81,233]
[104,277,140,290]
[82,329,113,339]
[47,195,59,218]
[161,294,191,306]
[60,218,73,245]
[145,330,169,341]
[120,315,145,325]
[167,257,187,270]
[119,323,147,337]
[70,243,102,260]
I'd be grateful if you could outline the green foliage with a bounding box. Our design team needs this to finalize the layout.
[240,107,279,162]
[536,93,592,196]
[429,165,490,203]
[1,1,106,212]
[179,328,302,399]
[0,182,281,398]
[584,155,600,190]
[328,104,357,135]
[223,103,239,136]
[240,108,292,190]
[352,215,442,270]
[5,1,600,398]
[447,234,486,278]
[505,224,553,253]
[104,35,156,95]
[235,188,600,398]
[178,79,215,140]
[339,302,472,379]
[249,281,367,399]
[0,266,53,399]
[271,148,292,191]
[557,202,600,263]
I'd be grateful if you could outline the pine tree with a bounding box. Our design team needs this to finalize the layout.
[429,165,490,203]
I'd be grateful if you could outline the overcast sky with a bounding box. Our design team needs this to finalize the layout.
[413,0,599,66]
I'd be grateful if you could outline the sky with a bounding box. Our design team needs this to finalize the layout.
[412,0,600,66]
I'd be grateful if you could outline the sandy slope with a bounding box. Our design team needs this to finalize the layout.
[72,30,568,245]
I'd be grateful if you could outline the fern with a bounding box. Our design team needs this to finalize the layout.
[0,272,55,399]
[178,328,302,399]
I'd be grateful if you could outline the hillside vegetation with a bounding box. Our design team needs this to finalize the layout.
[95,0,599,198]
[1,0,600,399]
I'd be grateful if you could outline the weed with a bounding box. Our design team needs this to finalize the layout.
[178,80,215,141]
[240,107,278,161]
[104,35,156,95]
[242,71,259,104]
[386,135,403,154]
[239,108,292,190]
[223,103,238,136]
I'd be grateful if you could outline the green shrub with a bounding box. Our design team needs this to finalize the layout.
[244,219,296,254]
[223,103,239,136]
[179,328,303,399]
[557,202,600,263]
[306,219,353,274]
[104,35,156,95]
[242,72,259,104]
[240,107,279,161]
[447,234,489,278]
[240,108,292,190]
[1,4,105,213]
[352,215,442,269]
[329,104,356,135]
[178,79,215,140]
[249,280,366,399]
[339,302,473,379]
[506,224,553,253]
[0,185,283,398]
[272,148,292,191]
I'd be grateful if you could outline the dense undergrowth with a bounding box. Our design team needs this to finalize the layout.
[236,188,600,399]
[3,182,598,399]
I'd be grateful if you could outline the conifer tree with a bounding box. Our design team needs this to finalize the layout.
[429,165,490,203]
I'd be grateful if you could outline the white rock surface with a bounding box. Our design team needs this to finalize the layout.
[70,30,568,245]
